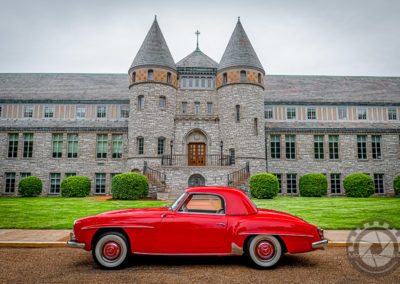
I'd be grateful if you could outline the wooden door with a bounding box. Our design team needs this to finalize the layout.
[188,143,206,166]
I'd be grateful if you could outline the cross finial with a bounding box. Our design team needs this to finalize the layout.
[238,16,240,22]
[195,30,200,51]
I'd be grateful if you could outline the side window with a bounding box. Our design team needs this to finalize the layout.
[148,69,154,81]
[178,194,225,214]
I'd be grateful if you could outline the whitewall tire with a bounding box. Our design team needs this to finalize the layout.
[246,235,283,269]
[92,232,129,269]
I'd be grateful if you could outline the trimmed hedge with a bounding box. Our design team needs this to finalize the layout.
[394,175,400,195]
[249,173,279,199]
[343,173,375,197]
[61,176,91,197]
[18,177,42,197]
[299,173,328,197]
[112,173,149,200]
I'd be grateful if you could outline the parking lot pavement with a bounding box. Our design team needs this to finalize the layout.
[0,247,398,283]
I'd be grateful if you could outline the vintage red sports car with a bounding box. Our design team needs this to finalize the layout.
[67,186,328,269]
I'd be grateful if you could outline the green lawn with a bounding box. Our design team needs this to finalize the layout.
[0,196,398,230]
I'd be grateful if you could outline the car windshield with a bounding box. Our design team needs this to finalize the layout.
[169,192,187,211]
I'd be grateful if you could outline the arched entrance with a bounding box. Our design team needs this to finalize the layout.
[188,174,206,187]
[185,129,208,166]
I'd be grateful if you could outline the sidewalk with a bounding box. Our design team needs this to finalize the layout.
[1,229,395,248]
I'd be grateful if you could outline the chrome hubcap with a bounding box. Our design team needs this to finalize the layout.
[255,240,275,261]
[102,241,121,261]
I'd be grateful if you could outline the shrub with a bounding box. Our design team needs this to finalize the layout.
[112,173,149,200]
[394,175,400,195]
[18,177,42,197]
[299,173,328,197]
[249,173,279,199]
[61,176,91,197]
[343,174,375,197]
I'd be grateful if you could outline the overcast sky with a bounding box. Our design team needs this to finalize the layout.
[0,0,399,76]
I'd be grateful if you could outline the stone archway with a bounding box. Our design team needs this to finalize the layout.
[188,174,206,187]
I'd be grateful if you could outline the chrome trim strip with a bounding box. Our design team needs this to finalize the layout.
[238,233,314,238]
[67,240,85,248]
[312,239,328,248]
[133,252,232,256]
[81,225,155,230]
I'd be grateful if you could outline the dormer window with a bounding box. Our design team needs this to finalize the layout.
[132,72,136,83]
[148,69,154,81]
[258,73,262,84]
[240,70,247,82]
[167,72,171,84]
[223,73,227,84]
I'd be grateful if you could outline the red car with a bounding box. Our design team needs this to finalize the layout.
[68,186,327,269]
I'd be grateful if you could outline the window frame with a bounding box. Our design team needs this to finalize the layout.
[373,173,384,194]
[43,106,55,118]
[371,135,382,160]
[137,137,144,155]
[286,107,296,120]
[307,107,316,120]
[194,102,200,115]
[177,193,226,215]
[285,135,296,159]
[112,134,123,159]
[67,134,78,158]
[357,108,368,120]
[387,108,397,121]
[8,133,18,158]
[49,173,61,194]
[235,105,240,122]
[96,134,108,159]
[52,133,63,158]
[286,173,297,194]
[240,70,247,82]
[76,106,86,119]
[5,172,16,193]
[357,135,368,159]
[120,105,130,119]
[182,102,187,114]
[337,108,347,120]
[148,69,154,81]
[23,105,33,118]
[314,135,325,160]
[330,173,341,194]
[207,102,213,115]
[96,106,107,119]
[157,137,165,155]
[273,173,282,193]
[23,133,33,158]
[265,107,273,119]
[270,135,281,159]
[159,96,166,111]
[95,173,107,194]
[138,95,144,111]
[328,135,339,160]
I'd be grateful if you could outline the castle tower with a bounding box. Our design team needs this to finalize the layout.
[128,17,177,170]
[216,18,266,174]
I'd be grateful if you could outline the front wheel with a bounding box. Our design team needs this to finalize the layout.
[245,235,283,269]
[92,232,129,269]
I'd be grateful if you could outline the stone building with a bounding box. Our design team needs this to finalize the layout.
[1,17,399,198]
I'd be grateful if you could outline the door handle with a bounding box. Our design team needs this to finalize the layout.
[216,223,226,227]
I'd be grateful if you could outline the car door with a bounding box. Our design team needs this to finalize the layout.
[157,193,228,253]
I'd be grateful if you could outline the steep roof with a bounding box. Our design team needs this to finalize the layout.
[176,50,218,69]
[129,18,176,71]
[218,19,264,72]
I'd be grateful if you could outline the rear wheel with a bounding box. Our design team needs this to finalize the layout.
[92,232,129,269]
[245,235,283,269]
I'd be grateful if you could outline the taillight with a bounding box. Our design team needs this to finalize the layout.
[317,228,324,240]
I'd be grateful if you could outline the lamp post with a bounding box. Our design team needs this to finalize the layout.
[220,140,223,166]
[170,140,174,166]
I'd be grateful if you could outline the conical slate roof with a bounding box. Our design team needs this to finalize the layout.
[218,19,264,72]
[129,18,176,71]
[176,49,218,69]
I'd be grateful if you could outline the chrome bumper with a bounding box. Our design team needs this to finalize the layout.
[67,232,85,249]
[312,239,328,249]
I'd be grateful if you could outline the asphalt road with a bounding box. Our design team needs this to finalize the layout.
[0,247,399,283]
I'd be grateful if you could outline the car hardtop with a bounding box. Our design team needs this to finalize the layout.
[184,186,258,216]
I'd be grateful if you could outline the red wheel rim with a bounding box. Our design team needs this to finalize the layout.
[102,241,121,260]
[254,240,276,261]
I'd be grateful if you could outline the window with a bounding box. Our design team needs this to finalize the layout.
[195,77,199,87]
[95,173,106,194]
[67,134,78,158]
[167,72,171,83]
[178,194,224,214]
[307,107,316,120]
[229,148,235,165]
[148,69,154,80]
[357,108,367,120]
[372,135,382,159]
[132,72,136,83]
[120,105,129,118]
[159,96,166,110]
[357,135,367,159]
[201,77,205,88]
[137,137,144,155]
[253,118,258,135]
[23,106,33,118]
[287,108,296,120]
[287,174,297,194]
[138,96,144,110]
[112,134,123,158]
[331,174,341,194]
[97,134,108,159]
[52,134,63,158]
[285,135,296,159]
[182,102,187,114]
[338,108,347,120]
[50,173,61,194]
[388,108,397,120]
[96,106,107,118]
[195,102,200,115]
[23,133,33,158]
[374,174,384,194]
[207,78,212,88]
[314,135,324,159]
[182,77,187,88]
[274,174,282,193]
[235,105,240,122]
[270,135,281,159]
[157,137,165,155]
[76,106,86,119]
[240,70,246,82]
[21,172,31,178]
[189,77,193,88]
[265,107,273,119]
[207,102,213,115]
[5,173,16,193]
[258,73,262,84]
[44,106,54,118]
[8,133,18,158]
[223,73,227,84]
[329,135,339,159]
[65,173,76,178]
